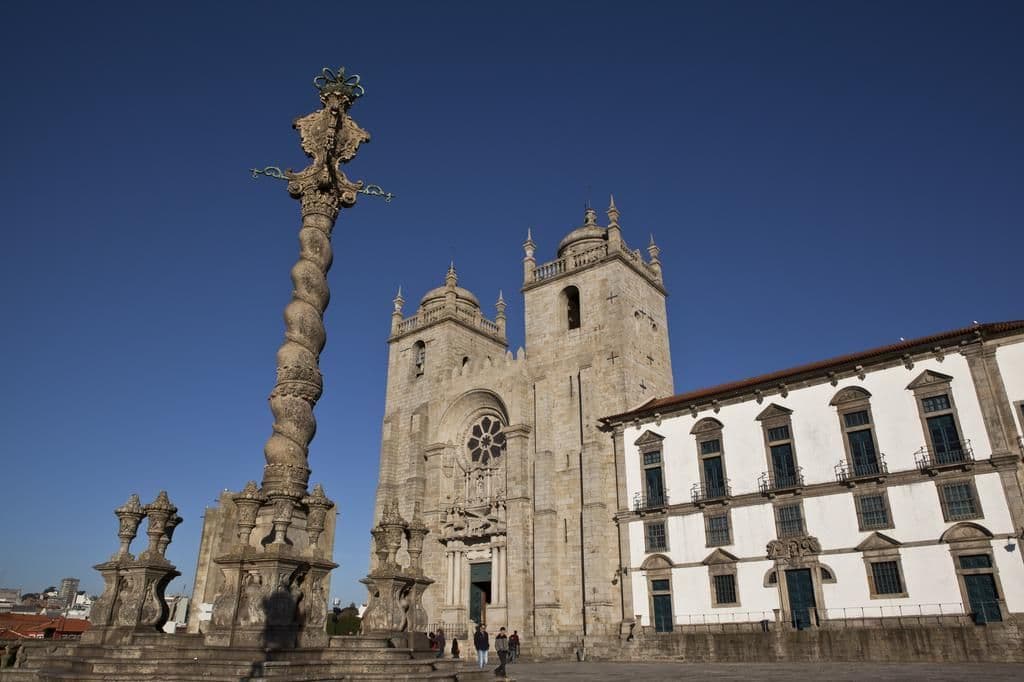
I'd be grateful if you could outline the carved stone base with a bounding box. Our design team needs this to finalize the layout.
[359,570,434,635]
[83,558,180,645]
[204,546,335,650]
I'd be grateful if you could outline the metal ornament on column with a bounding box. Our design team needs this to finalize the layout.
[206,67,375,649]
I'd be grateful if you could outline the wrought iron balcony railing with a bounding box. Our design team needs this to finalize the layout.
[633,491,670,513]
[835,454,889,484]
[758,468,805,496]
[914,440,974,472]
[691,481,731,506]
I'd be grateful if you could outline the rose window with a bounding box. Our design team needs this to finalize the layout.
[467,415,506,465]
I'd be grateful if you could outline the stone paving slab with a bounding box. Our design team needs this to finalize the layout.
[499,661,1024,681]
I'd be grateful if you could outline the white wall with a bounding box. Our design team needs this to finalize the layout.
[622,338,1024,624]
[996,341,1024,437]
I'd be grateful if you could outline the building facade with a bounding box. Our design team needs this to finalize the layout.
[605,322,1024,633]
[372,201,671,636]
[371,200,1024,639]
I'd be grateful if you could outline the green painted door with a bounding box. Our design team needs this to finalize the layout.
[652,594,673,632]
[469,562,491,624]
[965,573,1001,623]
[847,429,878,475]
[927,414,962,463]
[785,568,816,630]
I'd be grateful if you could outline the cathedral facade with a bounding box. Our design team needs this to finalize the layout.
[370,200,1024,640]
[372,200,670,636]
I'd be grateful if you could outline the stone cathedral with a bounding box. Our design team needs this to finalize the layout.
[371,199,672,636]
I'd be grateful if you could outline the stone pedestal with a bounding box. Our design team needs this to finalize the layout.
[360,571,434,634]
[84,492,182,645]
[204,482,337,649]
[205,546,335,649]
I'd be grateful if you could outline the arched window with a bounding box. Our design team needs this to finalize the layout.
[413,340,426,377]
[563,286,581,330]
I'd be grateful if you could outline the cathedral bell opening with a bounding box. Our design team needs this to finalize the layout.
[469,562,492,624]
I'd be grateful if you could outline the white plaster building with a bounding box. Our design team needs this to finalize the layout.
[605,322,1024,633]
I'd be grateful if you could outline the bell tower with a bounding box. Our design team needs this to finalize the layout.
[523,198,673,635]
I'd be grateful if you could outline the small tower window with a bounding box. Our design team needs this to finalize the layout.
[413,340,426,377]
[563,286,581,330]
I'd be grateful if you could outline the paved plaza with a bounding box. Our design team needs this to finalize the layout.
[482,661,1024,681]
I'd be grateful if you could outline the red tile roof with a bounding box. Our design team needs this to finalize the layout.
[0,613,90,639]
[603,320,1024,424]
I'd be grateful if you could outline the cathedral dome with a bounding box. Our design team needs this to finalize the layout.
[557,207,607,257]
[420,285,480,309]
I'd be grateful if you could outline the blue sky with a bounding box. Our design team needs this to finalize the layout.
[0,1,1020,606]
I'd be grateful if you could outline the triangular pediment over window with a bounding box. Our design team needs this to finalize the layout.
[855,532,902,552]
[755,403,793,421]
[634,429,665,448]
[906,369,954,391]
[702,548,739,565]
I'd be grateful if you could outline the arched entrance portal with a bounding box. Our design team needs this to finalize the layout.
[438,391,510,630]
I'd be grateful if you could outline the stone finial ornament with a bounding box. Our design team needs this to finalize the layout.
[405,501,429,574]
[141,491,177,560]
[607,194,620,227]
[303,483,335,550]
[232,481,267,545]
[114,494,146,559]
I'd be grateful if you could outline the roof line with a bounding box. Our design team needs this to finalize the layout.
[603,320,1024,424]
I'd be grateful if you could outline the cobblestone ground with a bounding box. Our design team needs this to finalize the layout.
[484,661,1024,681]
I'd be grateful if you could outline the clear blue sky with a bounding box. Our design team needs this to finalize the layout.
[1,1,1020,606]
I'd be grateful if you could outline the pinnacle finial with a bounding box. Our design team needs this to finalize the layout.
[446,261,458,286]
[649,233,656,246]
[607,194,620,226]
[584,206,598,226]
[497,290,506,305]
[527,227,533,242]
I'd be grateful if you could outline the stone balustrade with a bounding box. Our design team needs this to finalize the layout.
[530,241,658,283]
[393,304,504,338]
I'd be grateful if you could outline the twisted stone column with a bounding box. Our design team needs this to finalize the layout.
[261,71,369,501]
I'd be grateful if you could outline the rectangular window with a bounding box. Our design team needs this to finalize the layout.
[770,443,797,484]
[939,481,980,521]
[650,579,670,592]
[774,499,806,536]
[959,554,993,570]
[776,504,804,538]
[767,425,791,442]
[871,561,904,595]
[700,439,721,455]
[643,451,662,465]
[705,513,731,547]
[856,494,890,530]
[922,395,952,413]
[645,522,667,552]
[843,410,871,428]
[713,574,738,605]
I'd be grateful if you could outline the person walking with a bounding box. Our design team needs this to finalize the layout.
[508,630,520,663]
[435,627,446,658]
[493,627,509,676]
[473,624,490,669]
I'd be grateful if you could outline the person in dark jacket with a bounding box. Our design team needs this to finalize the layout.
[435,627,446,658]
[508,630,520,663]
[494,627,509,676]
[451,637,460,659]
[473,624,490,669]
